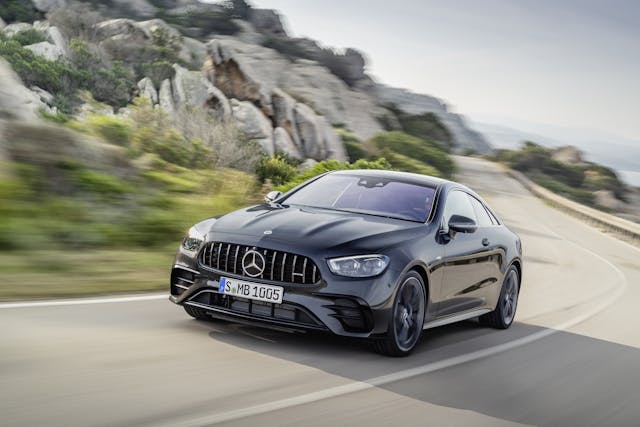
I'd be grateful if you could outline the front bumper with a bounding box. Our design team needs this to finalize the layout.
[170,252,401,338]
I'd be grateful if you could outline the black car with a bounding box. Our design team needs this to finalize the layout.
[170,170,522,356]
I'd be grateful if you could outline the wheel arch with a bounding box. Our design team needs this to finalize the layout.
[509,258,523,289]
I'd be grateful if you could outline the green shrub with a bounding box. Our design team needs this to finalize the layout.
[256,154,298,186]
[378,148,440,177]
[70,168,133,196]
[0,0,43,24]
[85,114,132,146]
[11,28,47,46]
[0,38,87,100]
[129,97,212,168]
[369,132,455,178]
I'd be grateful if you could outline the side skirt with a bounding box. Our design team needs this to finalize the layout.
[423,308,491,330]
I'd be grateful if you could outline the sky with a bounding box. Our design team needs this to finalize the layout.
[250,0,640,141]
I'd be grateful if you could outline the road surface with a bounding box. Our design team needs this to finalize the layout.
[2,156,639,426]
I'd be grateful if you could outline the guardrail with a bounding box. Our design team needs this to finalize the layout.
[505,168,640,245]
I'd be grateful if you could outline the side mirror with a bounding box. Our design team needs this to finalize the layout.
[264,191,283,204]
[448,214,477,234]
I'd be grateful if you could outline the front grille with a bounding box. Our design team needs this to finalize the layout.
[199,242,321,285]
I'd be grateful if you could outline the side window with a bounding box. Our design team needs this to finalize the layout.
[469,196,493,227]
[443,190,477,225]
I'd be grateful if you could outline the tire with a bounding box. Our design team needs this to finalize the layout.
[183,304,210,320]
[372,271,426,357]
[479,265,519,329]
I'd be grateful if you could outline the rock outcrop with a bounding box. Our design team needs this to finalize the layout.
[2,23,33,37]
[552,146,584,165]
[273,127,301,159]
[25,41,65,61]
[158,79,174,115]
[0,58,47,121]
[137,77,158,104]
[230,99,274,155]
[205,38,383,142]
[32,0,68,12]
[374,84,493,154]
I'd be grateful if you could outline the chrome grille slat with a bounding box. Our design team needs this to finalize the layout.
[302,258,308,284]
[281,253,287,282]
[200,242,319,285]
[233,246,240,274]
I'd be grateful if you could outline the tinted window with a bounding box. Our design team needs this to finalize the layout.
[283,174,436,222]
[469,196,493,227]
[443,190,477,224]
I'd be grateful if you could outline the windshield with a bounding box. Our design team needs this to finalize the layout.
[282,174,437,222]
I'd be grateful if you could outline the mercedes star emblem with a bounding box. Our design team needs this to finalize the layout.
[242,249,266,277]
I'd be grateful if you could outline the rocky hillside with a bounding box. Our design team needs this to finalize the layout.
[1,0,491,162]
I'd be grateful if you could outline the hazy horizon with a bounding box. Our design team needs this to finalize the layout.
[250,0,640,143]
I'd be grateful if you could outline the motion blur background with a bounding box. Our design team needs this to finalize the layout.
[0,0,638,300]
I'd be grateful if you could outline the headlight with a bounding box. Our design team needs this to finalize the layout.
[182,226,204,252]
[327,255,390,278]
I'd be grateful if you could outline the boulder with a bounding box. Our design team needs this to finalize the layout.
[271,88,301,149]
[0,17,6,31]
[552,146,584,165]
[30,86,54,105]
[204,84,231,122]
[137,18,181,39]
[111,0,158,18]
[230,19,264,45]
[137,78,158,104]
[95,19,149,44]
[294,103,325,160]
[171,64,231,121]
[230,99,274,155]
[25,42,65,61]
[32,0,68,12]
[45,26,68,56]
[2,23,33,38]
[321,119,347,161]
[249,9,287,37]
[158,79,175,115]
[180,37,207,68]
[0,58,46,121]
[273,127,302,159]
[206,39,275,117]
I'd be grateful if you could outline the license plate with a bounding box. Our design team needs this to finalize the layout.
[218,277,284,304]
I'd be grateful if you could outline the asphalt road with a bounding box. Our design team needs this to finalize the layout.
[2,156,639,427]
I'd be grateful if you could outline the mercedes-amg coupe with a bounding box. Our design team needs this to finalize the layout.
[170,169,522,356]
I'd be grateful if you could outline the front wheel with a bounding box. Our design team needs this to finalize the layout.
[372,271,426,357]
[479,265,519,329]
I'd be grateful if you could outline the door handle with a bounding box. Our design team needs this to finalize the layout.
[482,238,490,247]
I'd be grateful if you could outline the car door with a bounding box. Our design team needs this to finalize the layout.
[436,190,495,317]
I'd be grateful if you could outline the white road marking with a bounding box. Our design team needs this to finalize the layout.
[0,293,167,309]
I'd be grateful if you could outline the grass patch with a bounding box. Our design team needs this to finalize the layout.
[0,248,174,300]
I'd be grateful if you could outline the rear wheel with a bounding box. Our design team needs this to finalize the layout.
[372,271,426,357]
[183,304,210,320]
[479,266,519,329]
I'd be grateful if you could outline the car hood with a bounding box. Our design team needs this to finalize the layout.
[206,204,429,253]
